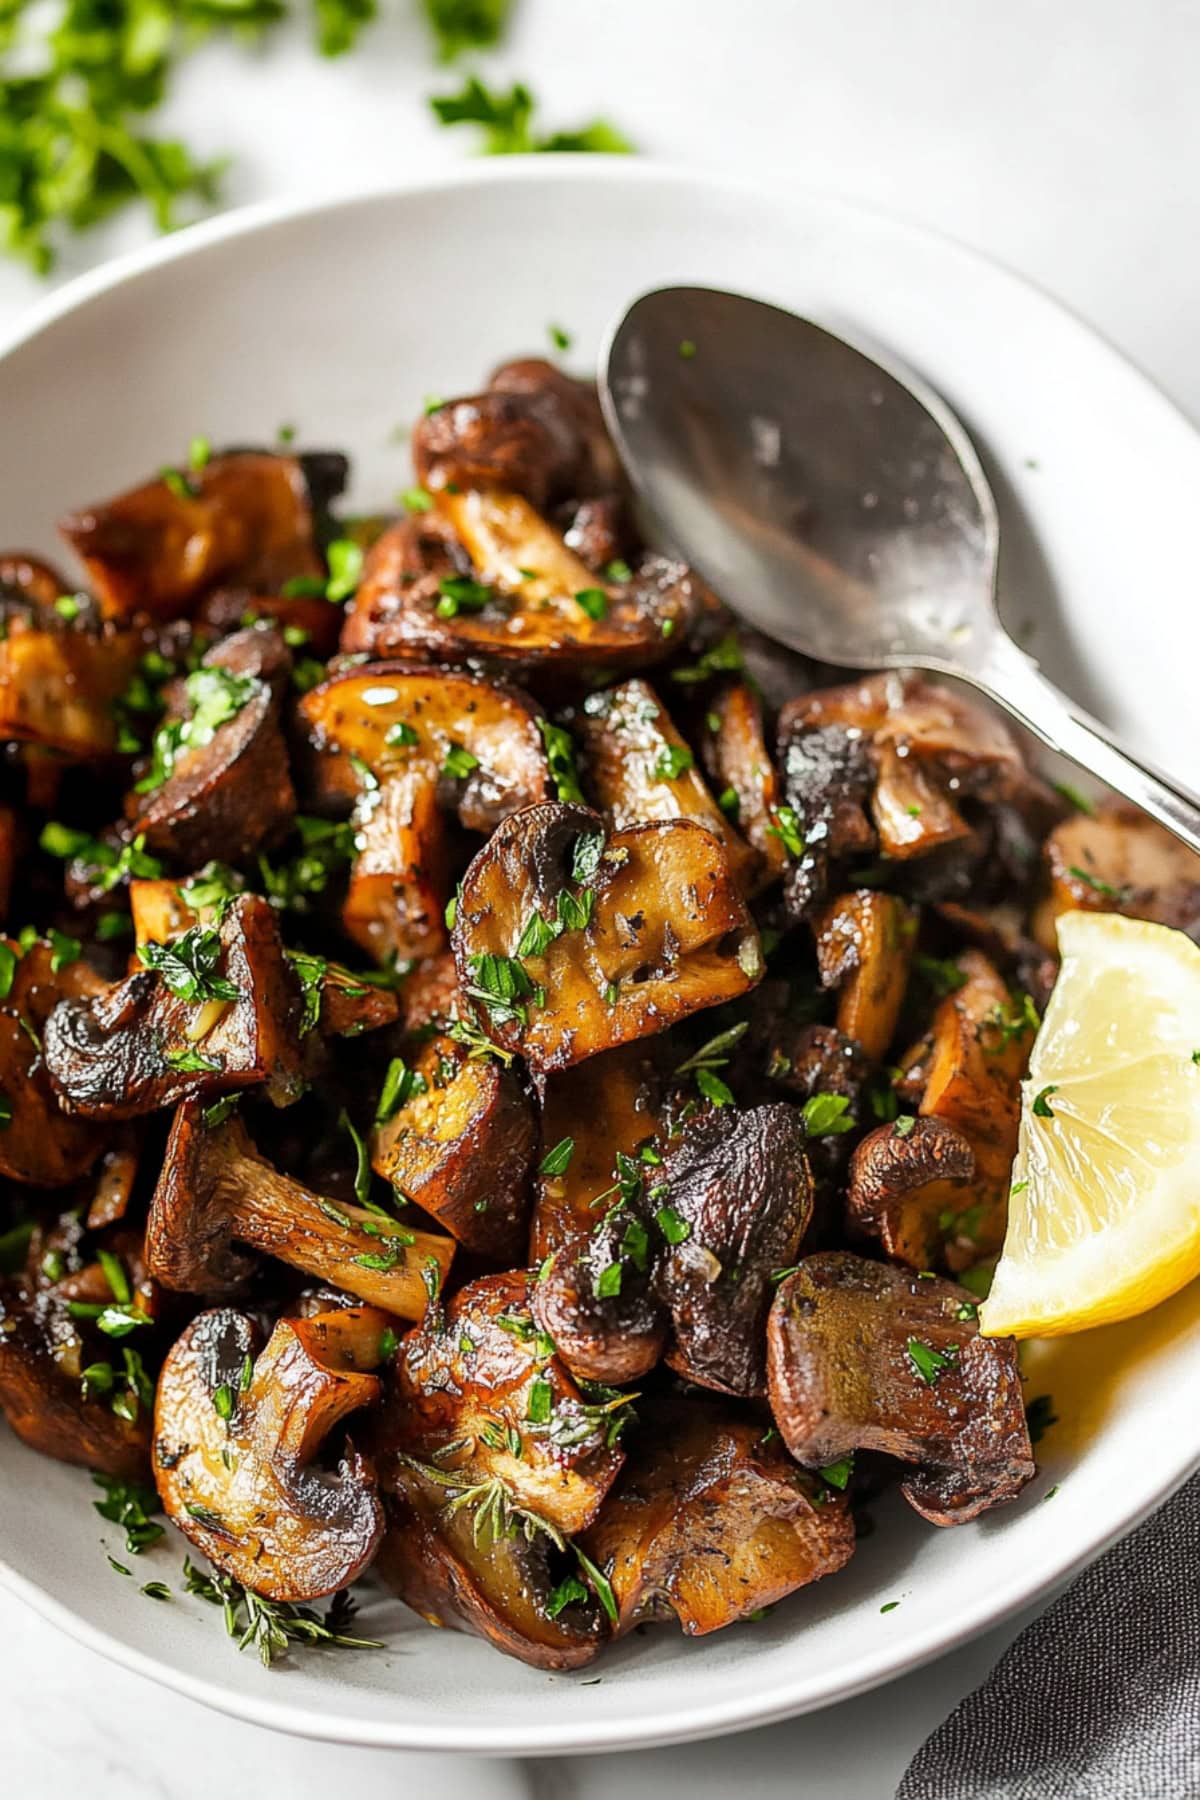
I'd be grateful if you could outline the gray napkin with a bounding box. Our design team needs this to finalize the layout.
[898,1469,1200,1800]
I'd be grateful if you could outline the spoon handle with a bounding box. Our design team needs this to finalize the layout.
[973,634,1200,856]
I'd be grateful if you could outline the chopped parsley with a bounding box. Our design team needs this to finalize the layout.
[905,1338,958,1386]
[574,588,608,621]
[800,1093,855,1138]
[1032,1084,1060,1119]
[135,666,260,795]
[537,717,585,805]
[765,804,805,858]
[375,1057,427,1125]
[138,925,238,1005]
[654,743,694,781]
[539,1138,575,1177]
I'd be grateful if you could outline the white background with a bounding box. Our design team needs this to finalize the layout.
[1,2,1197,1793]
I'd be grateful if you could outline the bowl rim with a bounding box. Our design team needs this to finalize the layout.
[2,154,1199,1753]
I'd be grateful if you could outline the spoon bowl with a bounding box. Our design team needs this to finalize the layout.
[600,285,1200,853]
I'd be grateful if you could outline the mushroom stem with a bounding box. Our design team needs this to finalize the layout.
[224,1160,454,1319]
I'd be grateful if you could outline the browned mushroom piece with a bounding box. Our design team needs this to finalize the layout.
[43,894,305,1119]
[1032,803,1200,951]
[906,948,1029,1267]
[0,938,108,1186]
[846,1116,978,1270]
[532,1041,666,1261]
[576,680,758,894]
[760,1021,871,1188]
[310,961,403,1041]
[124,627,297,868]
[154,1305,388,1600]
[370,1032,535,1261]
[0,1285,151,1478]
[415,363,620,509]
[578,1395,855,1637]
[813,890,917,1061]
[531,1214,668,1387]
[381,1271,627,1540]
[767,1252,1034,1524]
[652,1103,813,1396]
[85,1134,142,1230]
[452,802,762,1074]
[59,450,346,621]
[298,663,551,965]
[699,680,790,888]
[0,615,142,758]
[376,1460,608,1671]
[397,949,461,1035]
[344,485,705,675]
[145,1098,455,1315]
[777,672,1034,913]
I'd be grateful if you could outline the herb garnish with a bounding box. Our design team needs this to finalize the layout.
[138,924,238,1005]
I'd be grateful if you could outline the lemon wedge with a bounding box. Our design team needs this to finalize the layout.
[979,910,1200,1340]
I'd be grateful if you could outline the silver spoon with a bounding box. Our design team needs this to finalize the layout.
[599,286,1200,854]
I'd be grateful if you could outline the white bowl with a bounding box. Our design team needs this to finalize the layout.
[1,160,1199,1755]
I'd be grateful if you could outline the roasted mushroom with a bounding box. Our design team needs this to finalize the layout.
[0,937,108,1186]
[577,680,757,892]
[0,616,142,759]
[532,1208,668,1387]
[579,1395,855,1636]
[382,1271,627,1540]
[377,1459,608,1671]
[124,628,297,867]
[145,1098,455,1315]
[370,1032,535,1261]
[904,949,1029,1266]
[1032,803,1200,950]
[652,1103,812,1395]
[532,1042,665,1260]
[344,487,704,674]
[767,1252,1034,1523]
[452,802,762,1073]
[299,663,551,964]
[777,672,1033,912]
[60,450,345,621]
[0,1285,150,1478]
[154,1305,387,1599]
[813,890,917,1061]
[44,895,304,1119]
[846,1115,978,1270]
[699,680,790,888]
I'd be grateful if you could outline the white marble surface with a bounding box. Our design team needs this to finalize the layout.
[1,1,1198,1792]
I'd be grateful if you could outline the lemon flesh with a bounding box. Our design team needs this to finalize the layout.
[980,911,1200,1340]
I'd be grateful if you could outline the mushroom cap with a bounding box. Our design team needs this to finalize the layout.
[654,1102,813,1396]
[847,1116,977,1270]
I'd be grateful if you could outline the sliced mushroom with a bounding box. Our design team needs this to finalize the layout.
[577,680,758,893]
[761,1022,870,1184]
[0,617,142,758]
[43,894,305,1118]
[776,716,877,916]
[153,1305,387,1600]
[652,1103,812,1396]
[768,1253,1034,1524]
[0,938,108,1186]
[452,802,761,1074]
[813,890,917,1061]
[145,1098,455,1315]
[846,1116,978,1270]
[370,1032,535,1260]
[1032,804,1200,951]
[346,486,703,674]
[299,662,551,963]
[0,1285,150,1478]
[198,586,342,658]
[578,1395,854,1636]
[336,511,471,660]
[376,1460,607,1671]
[60,450,346,621]
[382,1270,626,1540]
[700,680,790,887]
[532,1042,665,1260]
[125,627,297,868]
